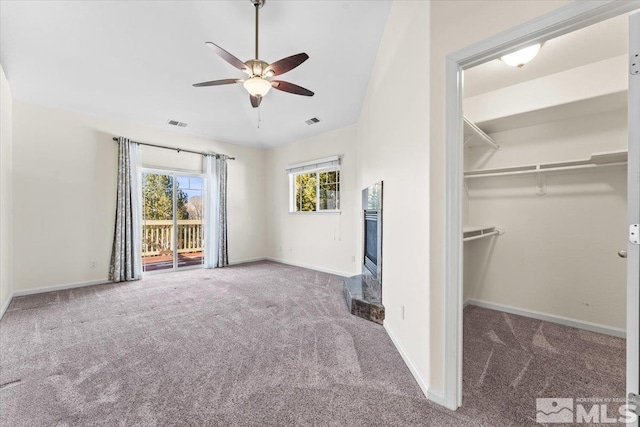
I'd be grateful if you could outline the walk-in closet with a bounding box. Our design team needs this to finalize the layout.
[459,13,630,423]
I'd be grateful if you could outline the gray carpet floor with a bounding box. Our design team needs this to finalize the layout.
[459,305,625,426]
[0,261,626,426]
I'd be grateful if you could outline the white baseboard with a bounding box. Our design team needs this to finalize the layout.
[228,257,267,266]
[464,298,625,339]
[264,257,354,278]
[12,278,111,297]
[383,322,446,407]
[2,278,110,319]
[0,292,13,321]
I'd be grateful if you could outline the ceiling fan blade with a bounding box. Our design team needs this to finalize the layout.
[250,95,262,108]
[271,80,314,97]
[265,53,309,76]
[205,42,249,73]
[193,78,242,87]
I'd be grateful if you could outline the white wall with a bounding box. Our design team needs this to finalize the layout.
[265,125,358,277]
[355,0,570,402]
[464,55,628,124]
[356,0,431,397]
[141,145,203,172]
[464,109,628,331]
[11,101,267,293]
[428,0,571,396]
[0,66,13,315]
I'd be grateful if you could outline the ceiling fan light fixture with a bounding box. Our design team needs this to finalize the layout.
[243,76,272,97]
[500,43,542,68]
[193,1,313,108]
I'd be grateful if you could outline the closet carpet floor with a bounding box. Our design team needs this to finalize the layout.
[459,305,625,426]
[0,261,625,426]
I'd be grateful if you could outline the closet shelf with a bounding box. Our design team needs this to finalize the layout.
[464,117,499,150]
[463,225,502,242]
[464,150,627,179]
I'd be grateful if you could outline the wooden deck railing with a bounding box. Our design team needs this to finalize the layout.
[142,220,203,256]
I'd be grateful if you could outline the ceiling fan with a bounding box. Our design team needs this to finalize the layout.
[193,0,314,108]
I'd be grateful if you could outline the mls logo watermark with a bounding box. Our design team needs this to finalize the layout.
[536,397,639,424]
[537,398,574,423]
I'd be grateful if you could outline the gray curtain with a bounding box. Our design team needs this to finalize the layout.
[109,137,142,282]
[216,155,229,267]
[203,154,228,268]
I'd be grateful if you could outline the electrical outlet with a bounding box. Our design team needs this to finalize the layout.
[401,305,405,320]
[90,261,97,269]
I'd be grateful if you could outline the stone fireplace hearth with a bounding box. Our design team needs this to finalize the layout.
[343,182,384,324]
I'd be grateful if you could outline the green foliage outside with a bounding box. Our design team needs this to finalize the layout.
[295,173,317,212]
[142,174,189,220]
[295,171,340,212]
[319,170,339,210]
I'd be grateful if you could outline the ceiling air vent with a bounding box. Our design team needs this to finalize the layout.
[167,120,188,128]
[305,117,321,125]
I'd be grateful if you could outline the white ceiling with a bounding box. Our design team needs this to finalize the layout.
[464,13,629,98]
[0,1,392,148]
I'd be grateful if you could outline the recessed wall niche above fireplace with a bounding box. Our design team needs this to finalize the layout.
[343,182,384,324]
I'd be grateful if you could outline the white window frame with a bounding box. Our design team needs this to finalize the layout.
[286,156,341,214]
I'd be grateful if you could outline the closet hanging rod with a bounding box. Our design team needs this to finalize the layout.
[111,137,236,160]
[463,230,500,242]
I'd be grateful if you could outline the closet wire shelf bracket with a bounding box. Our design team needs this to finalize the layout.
[536,167,546,196]
[463,117,499,150]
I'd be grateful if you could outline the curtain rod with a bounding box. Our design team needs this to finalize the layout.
[112,137,236,160]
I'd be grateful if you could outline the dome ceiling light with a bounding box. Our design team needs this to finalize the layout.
[500,44,542,68]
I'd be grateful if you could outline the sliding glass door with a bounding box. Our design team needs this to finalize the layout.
[141,170,205,272]
[176,175,204,269]
[141,172,174,272]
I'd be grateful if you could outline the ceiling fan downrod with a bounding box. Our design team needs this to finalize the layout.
[251,0,265,60]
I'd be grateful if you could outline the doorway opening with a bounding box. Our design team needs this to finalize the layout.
[442,1,640,419]
[141,170,205,273]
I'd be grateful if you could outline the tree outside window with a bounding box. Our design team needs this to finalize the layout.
[142,174,189,220]
[295,173,317,212]
[292,170,340,212]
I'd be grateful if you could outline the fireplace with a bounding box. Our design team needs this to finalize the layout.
[343,182,384,324]
[364,210,379,277]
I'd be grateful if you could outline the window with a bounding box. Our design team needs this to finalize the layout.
[287,156,341,213]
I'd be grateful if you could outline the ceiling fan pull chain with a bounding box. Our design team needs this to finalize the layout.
[257,105,262,129]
